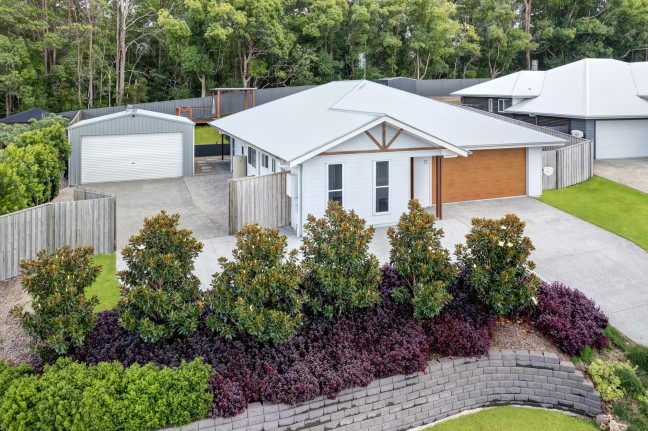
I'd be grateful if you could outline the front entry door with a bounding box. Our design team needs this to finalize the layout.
[412,156,431,207]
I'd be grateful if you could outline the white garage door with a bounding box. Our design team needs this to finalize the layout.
[596,120,648,159]
[81,132,184,183]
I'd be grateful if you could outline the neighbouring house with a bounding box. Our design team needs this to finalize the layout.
[211,80,563,236]
[0,108,52,125]
[452,58,648,159]
[67,107,195,185]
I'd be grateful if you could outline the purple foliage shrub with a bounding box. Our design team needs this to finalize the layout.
[526,281,609,356]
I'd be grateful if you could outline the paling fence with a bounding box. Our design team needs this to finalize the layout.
[457,105,594,190]
[0,188,116,281]
[228,172,291,234]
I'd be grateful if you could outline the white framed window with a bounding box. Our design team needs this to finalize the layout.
[261,153,269,169]
[488,98,494,112]
[271,158,276,172]
[498,99,510,112]
[326,163,343,205]
[374,160,389,214]
[247,147,257,167]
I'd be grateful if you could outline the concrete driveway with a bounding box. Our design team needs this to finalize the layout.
[88,175,230,248]
[595,157,648,193]
[200,197,648,345]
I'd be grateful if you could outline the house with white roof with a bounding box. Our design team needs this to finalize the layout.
[211,80,563,235]
[453,59,648,159]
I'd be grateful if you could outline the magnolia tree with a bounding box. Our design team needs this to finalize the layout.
[456,214,540,315]
[301,201,382,318]
[117,211,204,342]
[13,246,100,357]
[388,199,458,319]
[208,224,305,343]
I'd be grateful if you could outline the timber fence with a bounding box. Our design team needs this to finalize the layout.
[229,172,291,234]
[457,105,594,190]
[0,188,116,281]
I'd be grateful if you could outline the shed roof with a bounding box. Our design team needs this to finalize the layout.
[0,107,52,124]
[454,59,648,119]
[211,80,563,165]
[452,71,545,98]
[68,107,195,129]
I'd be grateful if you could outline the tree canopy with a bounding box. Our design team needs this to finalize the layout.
[2,0,647,116]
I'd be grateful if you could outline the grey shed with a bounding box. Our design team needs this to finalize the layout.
[67,107,195,185]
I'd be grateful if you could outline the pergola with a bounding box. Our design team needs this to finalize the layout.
[210,87,257,119]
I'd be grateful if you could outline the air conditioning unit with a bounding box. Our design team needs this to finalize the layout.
[571,130,584,138]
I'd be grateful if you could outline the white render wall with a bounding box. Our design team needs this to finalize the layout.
[527,146,543,197]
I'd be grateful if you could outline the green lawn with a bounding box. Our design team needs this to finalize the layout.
[425,406,597,431]
[537,176,648,251]
[87,254,120,312]
[195,125,228,145]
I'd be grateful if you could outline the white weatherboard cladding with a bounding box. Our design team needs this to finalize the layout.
[81,132,183,183]
[595,120,648,159]
[301,152,413,230]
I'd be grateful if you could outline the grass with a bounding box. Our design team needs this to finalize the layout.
[195,125,228,145]
[572,345,595,365]
[537,176,648,250]
[605,325,629,352]
[425,406,598,431]
[87,254,120,312]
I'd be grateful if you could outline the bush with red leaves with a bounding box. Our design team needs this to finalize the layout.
[525,281,608,356]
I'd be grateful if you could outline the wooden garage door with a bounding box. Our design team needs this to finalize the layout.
[433,148,526,203]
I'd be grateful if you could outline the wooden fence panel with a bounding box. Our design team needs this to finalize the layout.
[542,150,558,190]
[229,172,291,234]
[0,190,115,281]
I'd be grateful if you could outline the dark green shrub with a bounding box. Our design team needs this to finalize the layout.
[628,345,648,374]
[387,199,458,319]
[12,246,100,356]
[12,123,71,170]
[0,358,212,431]
[117,211,204,342]
[301,201,382,318]
[455,214,540,315]
[615,366,645,398]
[207,224,306,343]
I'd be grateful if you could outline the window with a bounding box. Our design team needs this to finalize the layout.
[488,98,494,112]
[374,161,389,213]
[271,159,276,172]
[327,164,343,205]
[247,147,257,167]
[498,99,510,112]
[261,153,269,169]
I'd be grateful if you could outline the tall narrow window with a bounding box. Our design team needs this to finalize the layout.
[327,164,343,205]
[375,161,389,213]
[488,98,494,112]
[248,147,257,167]
[261,153,269,169]
[272,159,276,172]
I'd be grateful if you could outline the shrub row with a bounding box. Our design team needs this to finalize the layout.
[0,358,212,431]
[69,266,495,417]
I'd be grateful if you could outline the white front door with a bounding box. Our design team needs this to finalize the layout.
[81,132,184,183]
[413,156,431,207]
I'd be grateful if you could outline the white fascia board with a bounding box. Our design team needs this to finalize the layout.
[462,142,565,151]
[288,116,469,168]
[209,124,291,164]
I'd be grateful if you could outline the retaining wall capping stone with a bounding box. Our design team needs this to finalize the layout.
[161,349,602,431]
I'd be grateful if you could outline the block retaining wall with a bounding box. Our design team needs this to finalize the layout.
[164,349,601,431]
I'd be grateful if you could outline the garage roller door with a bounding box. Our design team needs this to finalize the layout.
[81,132,183,183]
[595,120,648,159]
[433,148,527,203]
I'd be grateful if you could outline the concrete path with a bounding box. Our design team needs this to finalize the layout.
[595,158,648,193]
[189,197,648,345]
[89,177,229,247]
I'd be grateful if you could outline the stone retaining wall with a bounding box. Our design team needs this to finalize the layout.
[165,349,601,431]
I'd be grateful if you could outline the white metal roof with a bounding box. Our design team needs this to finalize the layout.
[211,80,563,165]
[68,107,195,129]
[455,59,648,119]
[452,71,545,98]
